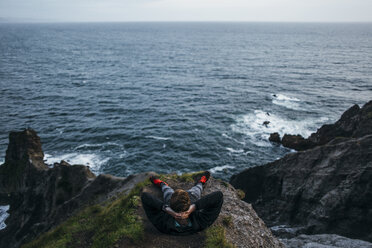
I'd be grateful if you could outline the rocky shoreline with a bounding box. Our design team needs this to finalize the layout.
[1,100,371,248]
[231,100,372,246]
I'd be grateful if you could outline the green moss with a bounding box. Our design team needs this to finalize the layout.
[205,225,235,248]
[221,181,229,188]
[22,180,151,248]
[236,189,245,200]
[222,216,233,228]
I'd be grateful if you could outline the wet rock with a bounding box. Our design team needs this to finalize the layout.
[269,132,281,143]
[263,121,271,127]
[281,134,314,151]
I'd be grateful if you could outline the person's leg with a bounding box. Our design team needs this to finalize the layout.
[162,184,174,205]
[187,183,203,203]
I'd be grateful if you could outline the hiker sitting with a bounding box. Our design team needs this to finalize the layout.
[141,171,223,235]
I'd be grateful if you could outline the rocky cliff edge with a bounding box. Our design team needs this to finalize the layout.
[0,129,283,248]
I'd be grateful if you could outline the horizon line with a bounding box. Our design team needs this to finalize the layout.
[1,20,372,24]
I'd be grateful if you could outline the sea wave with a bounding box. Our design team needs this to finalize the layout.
[272,93,301,110]
[145,136,171,141]
[210,165,235,173]
[0,205,10,230]
[44,153,109,174]
[75,142,121,150]
[231,110,328,146]
[226,147,244,153]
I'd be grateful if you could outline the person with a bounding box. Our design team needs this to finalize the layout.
[141,171,223,235]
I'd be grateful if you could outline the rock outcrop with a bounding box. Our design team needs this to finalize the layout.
[231,100,372,242]
[0,129,149,248]
[140,175,284,248]
[0,129,283,248]
[282,234,372,248]
[269,100,372,151]
[269,132,281,143]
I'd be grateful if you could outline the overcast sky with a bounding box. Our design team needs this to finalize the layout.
[1,0,371,22]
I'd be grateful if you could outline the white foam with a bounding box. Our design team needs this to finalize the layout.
[75,142,121,150]
[226,147,244,153]
[44,153,109,174]
[0,205,10,230]
[231,110,328,146]
[146,136,171,141]
[272,93,301,110]
[222,133,245,145]
[210,165,235,173]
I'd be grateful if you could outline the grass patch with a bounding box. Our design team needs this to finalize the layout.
[22,180,151,248]
[222,216,233,228]
[205,225,235,248]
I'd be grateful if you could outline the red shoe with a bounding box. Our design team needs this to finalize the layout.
[150,175,168,187]
[198,171,210,185]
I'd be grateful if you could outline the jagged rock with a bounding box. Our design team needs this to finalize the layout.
[276,100,372,151]
[0,129,150,248]
[269,132,281,143]
[281,134,314,151]
[231,134,372,242]
[281,234,372,248]
[0,129,48,193]
[5,129,46,169]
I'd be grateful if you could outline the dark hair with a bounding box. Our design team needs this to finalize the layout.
[170,189,191,212]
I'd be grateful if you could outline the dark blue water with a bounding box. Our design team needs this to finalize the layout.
[1,22,371,180]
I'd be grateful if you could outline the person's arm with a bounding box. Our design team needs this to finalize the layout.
[178,204,196,219]
[163,205,181,218]
[141,193,172,233]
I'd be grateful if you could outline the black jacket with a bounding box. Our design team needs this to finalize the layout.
[141,191,223,235]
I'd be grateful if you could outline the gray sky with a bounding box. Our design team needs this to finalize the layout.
[1,0,372,22]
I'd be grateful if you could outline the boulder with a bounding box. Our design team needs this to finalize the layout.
[269,132,281,143]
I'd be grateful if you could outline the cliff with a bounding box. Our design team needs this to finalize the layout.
[231,100,372,243]
[0,129,283,248]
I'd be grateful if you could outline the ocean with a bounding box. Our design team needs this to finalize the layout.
[1,22,372,181]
